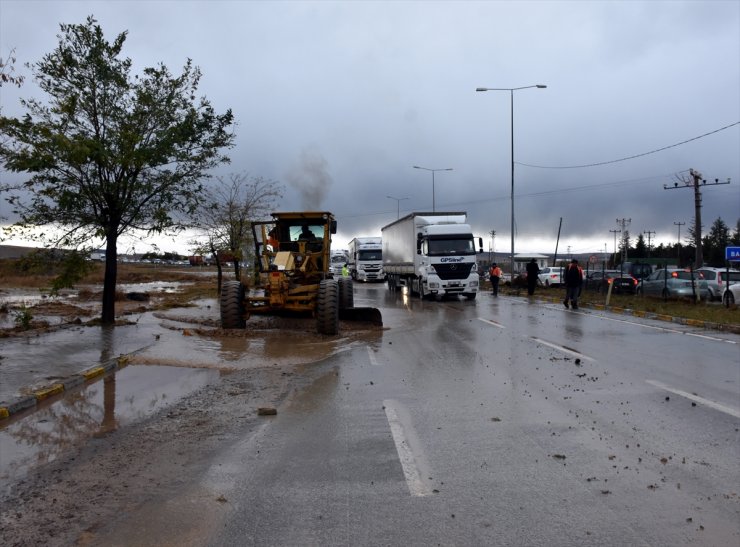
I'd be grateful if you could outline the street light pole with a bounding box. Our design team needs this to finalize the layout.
[413,166,453,212]
[476,84,546,278]
[387,195,409,219]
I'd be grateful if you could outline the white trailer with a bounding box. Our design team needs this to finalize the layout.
[347,237,384,282]
[382,212,482,299]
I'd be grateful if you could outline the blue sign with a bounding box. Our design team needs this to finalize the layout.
[727,246,740,261]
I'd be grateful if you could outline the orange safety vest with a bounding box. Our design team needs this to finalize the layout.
[490,266,502,278]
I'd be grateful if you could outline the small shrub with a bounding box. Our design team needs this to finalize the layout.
[13,306,33,330]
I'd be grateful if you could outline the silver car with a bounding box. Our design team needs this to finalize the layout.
[637,269,709,300]
[696,267,740,301]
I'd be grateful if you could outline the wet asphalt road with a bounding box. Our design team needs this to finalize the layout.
[97,285,740,546]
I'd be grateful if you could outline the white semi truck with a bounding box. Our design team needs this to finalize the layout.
[347,237,385,282]
[381,212,482,299]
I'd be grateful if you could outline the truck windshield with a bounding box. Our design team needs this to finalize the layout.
[331,255,345,264]
[358,250,382,261]
[427,237,475,255]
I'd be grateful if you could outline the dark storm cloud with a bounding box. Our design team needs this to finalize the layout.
[0,0,737,254]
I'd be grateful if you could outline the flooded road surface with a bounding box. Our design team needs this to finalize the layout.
[0,292,378,489]
[0,364,219,494]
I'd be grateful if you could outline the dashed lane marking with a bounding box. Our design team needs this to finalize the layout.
[367,346,381,366]
[646,380,740,419]
[478,317,505,329]
[383,399,433,497]
[531,337,595,362]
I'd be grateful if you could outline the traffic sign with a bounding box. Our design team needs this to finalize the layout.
[726,246,740,261]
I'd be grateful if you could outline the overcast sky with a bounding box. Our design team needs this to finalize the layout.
[1,0,738,257]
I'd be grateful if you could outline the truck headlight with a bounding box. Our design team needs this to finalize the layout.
[470,280,479,288]
[429,282,440,289]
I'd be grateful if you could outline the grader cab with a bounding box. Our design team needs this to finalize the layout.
[220,212,382,334]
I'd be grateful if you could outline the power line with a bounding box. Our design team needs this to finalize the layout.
[517,121,740,170]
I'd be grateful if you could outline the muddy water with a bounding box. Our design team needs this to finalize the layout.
[0,294,380,490]
[0,365,219,494]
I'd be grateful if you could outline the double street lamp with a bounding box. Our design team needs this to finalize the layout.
[387,195,409,219]
[476,84,546,278]
[413,165,453,212]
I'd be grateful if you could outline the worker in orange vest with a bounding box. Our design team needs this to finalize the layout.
[489,263,503,297]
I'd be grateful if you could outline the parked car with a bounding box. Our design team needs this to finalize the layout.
[586,270,638,294]
[696,267,740,301]
[615,262,653,281]
[537,266,563,287]
[722,283,740,305]
[637,269,709,300]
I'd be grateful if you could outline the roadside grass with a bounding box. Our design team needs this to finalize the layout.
[499,284,738,328]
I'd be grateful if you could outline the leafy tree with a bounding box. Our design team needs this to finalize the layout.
[0,48,24,88]
[0,17,234,323]
[197,172,283,291]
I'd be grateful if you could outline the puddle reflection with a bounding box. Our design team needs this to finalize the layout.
[0,364,219,492]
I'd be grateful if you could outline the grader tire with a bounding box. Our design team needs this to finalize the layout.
[221,280,246,329]
[317,279,339,335]
[338,277,354,309]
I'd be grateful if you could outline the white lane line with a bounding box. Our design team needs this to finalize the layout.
[383,400,433,497]
[646,380,740,419]
[367,346,381,366]
[478,317,505,329]
[581,313,736,345]
[531,337,595,362]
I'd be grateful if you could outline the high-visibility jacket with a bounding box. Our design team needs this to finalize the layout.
[490,266,502,278]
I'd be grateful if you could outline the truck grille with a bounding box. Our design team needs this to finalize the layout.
[434,263,473,280]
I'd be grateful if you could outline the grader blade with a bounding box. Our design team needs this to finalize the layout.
[338,306,383,326]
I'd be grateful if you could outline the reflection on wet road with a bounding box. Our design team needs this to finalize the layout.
[0,295,378,488]
[0,365,218,494]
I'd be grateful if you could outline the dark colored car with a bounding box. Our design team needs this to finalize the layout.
[615,262,653,281]
[586,270,639,294]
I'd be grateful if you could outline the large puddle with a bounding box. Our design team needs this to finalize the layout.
[0,364,220,494]
[0,289,381,491]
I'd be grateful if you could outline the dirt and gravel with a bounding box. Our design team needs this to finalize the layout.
[1,359,335,547]
[0,268,367,546]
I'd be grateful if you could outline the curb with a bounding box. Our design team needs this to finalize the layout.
[0,354,133,422]
[503,293,740,335]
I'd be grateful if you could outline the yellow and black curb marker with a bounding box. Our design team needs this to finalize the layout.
[0,354,133,421]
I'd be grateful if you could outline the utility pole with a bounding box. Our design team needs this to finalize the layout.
[489,229,496,264]
[664,169,730,268]
[616,218,631,263]
[673,221,685,267]
[643,230,655,258]
[609,229,621,268]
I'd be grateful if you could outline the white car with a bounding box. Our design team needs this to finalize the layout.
[722,283,740,306]
[696,267,740,301]
[537,266,563,287]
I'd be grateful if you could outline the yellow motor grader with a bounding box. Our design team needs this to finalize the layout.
[220,211,382,334]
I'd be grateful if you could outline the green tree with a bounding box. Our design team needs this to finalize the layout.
[0,17,234,323]
[0,47,24,88]
[634,233,647,257]
[703,217,730,266]
[731,218,740,246]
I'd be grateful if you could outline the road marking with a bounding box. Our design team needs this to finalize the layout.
[478,317,505,329]
[531,337,595,362]
[577,312,736,345]
[383,399,433,497]
[646,380,740,419]
[367,346,381,366]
